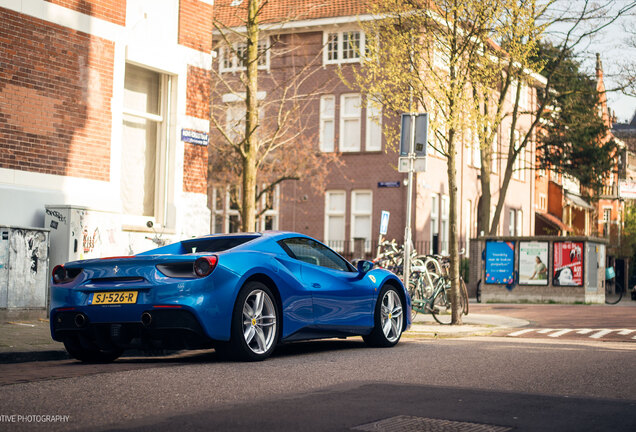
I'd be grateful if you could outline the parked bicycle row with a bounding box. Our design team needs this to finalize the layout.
[371,239,469,324]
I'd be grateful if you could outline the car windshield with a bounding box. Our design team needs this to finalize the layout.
[182,235,259,253]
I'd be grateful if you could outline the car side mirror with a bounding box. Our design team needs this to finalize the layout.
[357,260,374,275]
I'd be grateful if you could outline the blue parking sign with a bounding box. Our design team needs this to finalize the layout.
[379,211,390,235]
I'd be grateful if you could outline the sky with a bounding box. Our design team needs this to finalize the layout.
[545,0,636,123]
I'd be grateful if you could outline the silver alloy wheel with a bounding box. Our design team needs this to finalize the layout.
[380,290,403,343]
[242,289,277,354]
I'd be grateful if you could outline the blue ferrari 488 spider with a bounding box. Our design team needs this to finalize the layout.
[50,232,410,361]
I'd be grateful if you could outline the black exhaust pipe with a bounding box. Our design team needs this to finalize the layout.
[74,313,87,328]
[141,312,152,327]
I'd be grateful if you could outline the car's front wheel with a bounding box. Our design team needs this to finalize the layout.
[363,285,404,347]
[63,335,123,363]
[224,282,279,361]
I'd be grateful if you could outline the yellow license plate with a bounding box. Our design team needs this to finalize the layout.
[91,291,138,305]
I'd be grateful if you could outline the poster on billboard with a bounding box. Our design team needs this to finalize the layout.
[518,242,549,285]
[553,241,584,286]
[485,241,515,284]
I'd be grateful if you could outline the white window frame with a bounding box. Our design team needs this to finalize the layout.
[121,65,173,229]
[430,194,439,254]
[512,130,525,181]
[258,185,280,231]
[319,95,335,152]
[325,190,347,252]
[365,100,382,151]
[219,37,270,73]
[339,93,361,152]
[470,128,481,168]
[441,195,449,255]
[323,30,365,65]
[517,209,523,236]
[539,194,547,211]
[350,190,373,253]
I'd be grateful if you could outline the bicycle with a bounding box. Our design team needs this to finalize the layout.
[605,266,623,305]
[409,260,469,324]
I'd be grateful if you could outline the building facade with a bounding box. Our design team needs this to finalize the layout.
[212,0,539,259]
[0,0,213,264]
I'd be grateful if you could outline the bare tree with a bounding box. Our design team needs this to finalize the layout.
[210,0,341,232]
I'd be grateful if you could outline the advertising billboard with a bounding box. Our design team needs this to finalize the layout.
[553,241,584,286]
[518,242,549,285]
[485,241,515,284]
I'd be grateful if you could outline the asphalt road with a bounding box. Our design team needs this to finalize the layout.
[1,337,635,431]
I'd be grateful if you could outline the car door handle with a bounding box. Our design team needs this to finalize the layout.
[312,283,321,288]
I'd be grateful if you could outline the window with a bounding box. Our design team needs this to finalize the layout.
[469,128,481,168]
[220,39,269,72]
[539,194,547,211]
[510,79,527,109]
[366,100,382,151]
[603,208,611,237]
[212,185,278,233]
[512,130,525,181]
[324,30,365,64]
[464,200,471,256]
[340,94,361,152]
[279,237,352,272]
[258,185,279,231]
[508,209,523,236]
[121,64,171,223]
[325,191,346,252]
[430,194,439,254]
[433,40,450,70]
[226,103,245,142]
[320,95,335,152]
[351,190,372,253]
[492,131,498,173]
[441,195,449,255]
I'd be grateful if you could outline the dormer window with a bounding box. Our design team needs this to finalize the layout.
[324,30,365,65]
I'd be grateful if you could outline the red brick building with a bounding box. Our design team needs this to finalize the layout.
[0,0,213,259]
[211,0,540,259]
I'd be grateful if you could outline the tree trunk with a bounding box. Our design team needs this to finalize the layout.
[241,0,260,232]
[478,161,492,237]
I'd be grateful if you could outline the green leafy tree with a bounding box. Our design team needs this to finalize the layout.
[535,42,618,193]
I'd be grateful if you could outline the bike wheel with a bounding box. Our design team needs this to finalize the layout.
[476,280,482,303]
[605,280,624,305]
[431,289,452,325]
[460,277,469,315]
[408,280,421,321]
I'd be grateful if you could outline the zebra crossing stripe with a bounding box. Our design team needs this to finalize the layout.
[548,329,573,338]
[508,329,535,337]
[590,329,614,339]
[537,329,555,334]
[576,329,594,334]
[618,329,635,336]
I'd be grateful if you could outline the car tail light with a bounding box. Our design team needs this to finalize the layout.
[52,265,67,284]
[194,256,218,277]
[52,265,82,284]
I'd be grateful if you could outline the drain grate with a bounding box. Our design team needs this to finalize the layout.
[352,415,512,432]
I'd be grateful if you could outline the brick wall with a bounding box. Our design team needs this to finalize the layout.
[183,144,208,193]
[186,66,210,120]
[0,8,114,181]
[178,0,214,53]
[46,0,126,26]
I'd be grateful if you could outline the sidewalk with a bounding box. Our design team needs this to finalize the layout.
[409,311,529,338]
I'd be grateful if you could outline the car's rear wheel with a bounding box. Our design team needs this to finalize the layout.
[63,335,123,363]
[363,285,404,347]
[224,282,279,361]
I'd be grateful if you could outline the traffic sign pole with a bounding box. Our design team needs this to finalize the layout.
[403,114,415,286]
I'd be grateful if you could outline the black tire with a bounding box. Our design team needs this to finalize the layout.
[431,289,452,325]
[63,335,123,363]
[226,282,280,361]
[476,280,482,303]
[363,285,405,347]
[460,277,469,315]
[605,280,624,305]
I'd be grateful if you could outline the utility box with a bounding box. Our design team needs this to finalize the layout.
[0,225,50,311]
[44,205,123,271]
